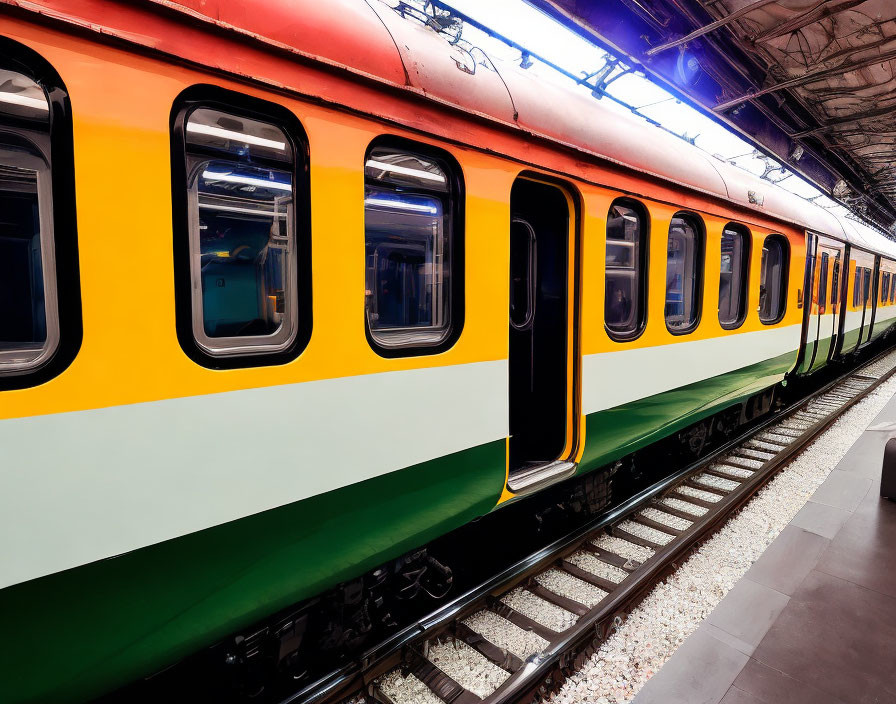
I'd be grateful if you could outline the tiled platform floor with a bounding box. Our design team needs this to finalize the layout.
[634,392,896,704]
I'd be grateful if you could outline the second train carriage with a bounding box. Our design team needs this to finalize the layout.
[2,0,896,701]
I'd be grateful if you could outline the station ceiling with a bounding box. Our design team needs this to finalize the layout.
[528,0,896,234]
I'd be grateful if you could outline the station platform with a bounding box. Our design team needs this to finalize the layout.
[634,392,896,704]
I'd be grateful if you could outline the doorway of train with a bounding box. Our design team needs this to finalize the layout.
[842,247,876,355]
[801,233,844,373]
[506,174,581,495]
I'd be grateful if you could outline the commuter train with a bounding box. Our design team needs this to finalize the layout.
[1,0,896,701]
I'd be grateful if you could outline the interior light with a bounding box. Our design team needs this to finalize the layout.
[187,122,287,150]
[202,170,291,191]
[198,202,287,218]
[365,159,447,183]
[365,196,439,215]
[0,91,48,112]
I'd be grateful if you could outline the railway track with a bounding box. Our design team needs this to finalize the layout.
[289,349,896,704]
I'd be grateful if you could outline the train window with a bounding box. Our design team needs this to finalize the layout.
[818,252,829,314]
[831,257,840,307]
[364,141,462,355]
[0,68,59,375]
[718,225,749,329]
[882,273,891,304]
[891,279,895,304]
[758,235,788,324]
[664,214,703,333]
[853,267,861,307]
[605,199,648,339]
[173,89,311,367]
[864,268,872,304]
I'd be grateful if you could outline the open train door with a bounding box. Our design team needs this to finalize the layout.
[506,174,581,495]
[800,233,844,373]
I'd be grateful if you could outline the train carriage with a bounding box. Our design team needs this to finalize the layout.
[1,0,896,701]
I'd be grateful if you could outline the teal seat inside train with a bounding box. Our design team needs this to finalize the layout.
[200,217,269,338]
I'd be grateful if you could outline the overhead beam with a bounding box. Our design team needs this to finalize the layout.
[714,44,896,112]
[644,0,778,56]
[791,102,896,138]
[751,0,867,44]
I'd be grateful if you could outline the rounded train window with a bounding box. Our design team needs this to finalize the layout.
[0,42,81,387]
[718,224,750,329]
[605,199,648,340]
[363,140,463,355]
[172,87,312,368]
[664,213,704,334]
[758,235,789,324]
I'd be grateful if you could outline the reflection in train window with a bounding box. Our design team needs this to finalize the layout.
[818,252,829,314]
[364,144,459,353]
[853,267,861,308]
[0,69,59,374]
[831,257,840,307]
[665,213,703,333]
[864,267,872,304]
[718,225,749,329]
[184,107,298,358]
[759,235,788,324]
[882,272,891,304]
[605,199,648,340]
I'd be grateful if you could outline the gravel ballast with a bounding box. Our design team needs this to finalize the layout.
[660,497,708,516]
[639,507,692,531]
[501,587,577,632]
[535,568,608,607]
[675,485,721,502]
[426,639,510,697]
[592,534,655,562]
[691,473,739,491]
[567,552,630,583]
[463,610,548,660]
[616,520,673,545]
[549,371,896,704]
[378,671,443,704]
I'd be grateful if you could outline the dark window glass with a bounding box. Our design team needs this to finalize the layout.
[831,257,840,306]
[759,236,788,323]
[665,214,703,332]
[184,107,298,357]
[864,267,872,304]
[0,69,58,373]
[364,145,456,351]
[510,217,536,331]
[718,225,749,328]
[605,200,647,338]
[818,252,829,314]
[882,272,890,304]
[854,267,861,307]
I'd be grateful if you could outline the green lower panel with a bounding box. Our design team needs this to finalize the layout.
[872,316,896,340]
[0,440,505,704]
[579,349,797,472]
[841,325,863,354]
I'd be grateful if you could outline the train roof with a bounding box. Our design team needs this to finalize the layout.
[50,0,896,258]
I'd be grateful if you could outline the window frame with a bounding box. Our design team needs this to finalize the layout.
[0,38,81,390]
[604,197,649,342]
[664,211,705,335]
[362,135,465,358]
[170,85,312,369]
[758,234,789,325]
[718,223,751,330]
